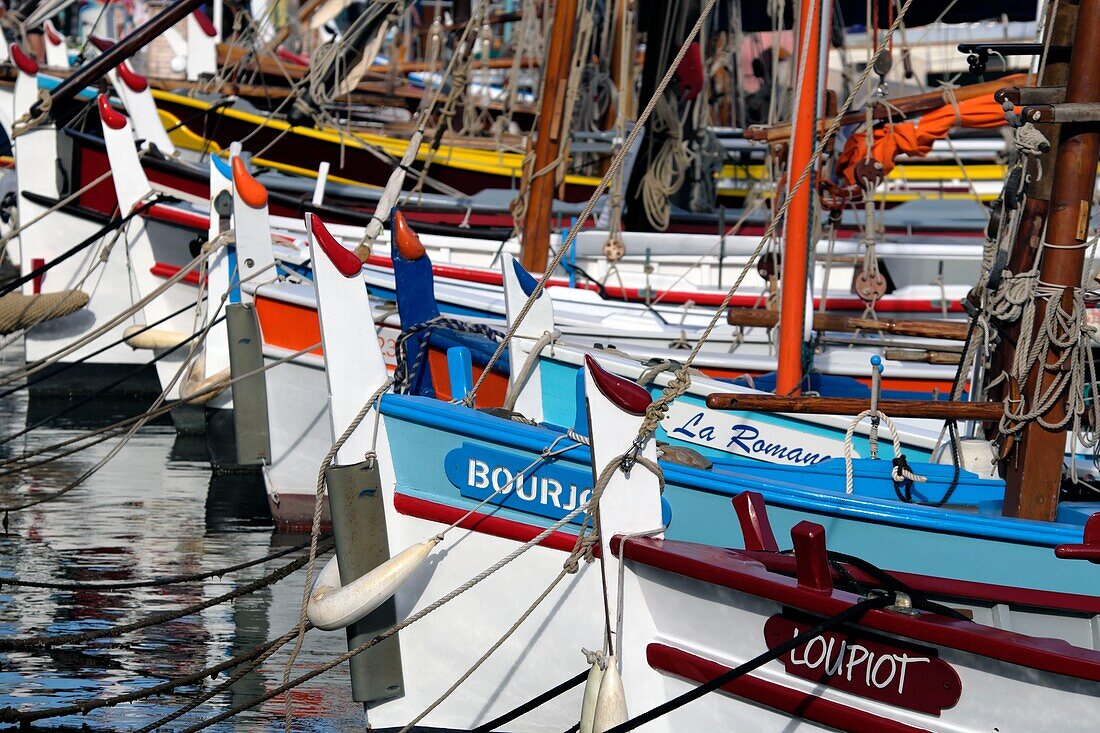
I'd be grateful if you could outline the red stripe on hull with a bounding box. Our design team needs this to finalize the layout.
[646,643,934,732]
[393,493,580,553]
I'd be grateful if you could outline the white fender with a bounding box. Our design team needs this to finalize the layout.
[230,156,276,299]
[43,21,69,69]
[161,26,189,74]
[180,360,230,404]
[579,658,606,733]
[592,657,627,733]
[123,324,189,350]
[502,253,555,421]
[306,538,439,631]
[186,10,218,80]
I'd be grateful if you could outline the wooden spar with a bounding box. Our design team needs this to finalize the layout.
[704,394,1003,421]
[41,0,205,116]
[726,308,971,341]
[775,0,825,396]
[1003,0,1100,522]
[744,74,1028,144]
[519,0,580,272]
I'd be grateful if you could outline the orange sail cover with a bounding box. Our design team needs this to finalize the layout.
[837,95,1008,186]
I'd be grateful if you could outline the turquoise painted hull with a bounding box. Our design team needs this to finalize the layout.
[381,393,1100,596]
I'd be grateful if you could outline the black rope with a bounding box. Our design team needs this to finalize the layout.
[0,624,309,726]
[0,538,334,652]
[600,593,895,733]
[393,317,504,395]
[0,315,225,447]
[0,196,163,298]
[0,296,204,401]
[471,670,589,732]
[0,535,324,590]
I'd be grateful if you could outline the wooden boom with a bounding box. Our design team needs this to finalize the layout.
[704,394,1003,420]
[726,308,971,341]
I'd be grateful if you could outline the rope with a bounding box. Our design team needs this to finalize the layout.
[470,670,589,732]
[842,409,927,496]
[503,329,560,411]
[640,92,692,231]
[0,193,159,298]
[394,316,503,395]
[600,592,896,732]
[0,625,309,726]
[0,340,321,483]
[281,375,394,731]
[0,536,321,590]
[0,539,334,652]
[0,228,228,388]
[466,0,723,407]
[175,445,656,733]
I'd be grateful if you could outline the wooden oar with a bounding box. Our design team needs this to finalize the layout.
[726,308,971,341]
[704,394,1003,420]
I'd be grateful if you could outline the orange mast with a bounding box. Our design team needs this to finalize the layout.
[775,0,826,396]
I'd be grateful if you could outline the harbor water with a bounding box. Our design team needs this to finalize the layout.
[0,346,361,731]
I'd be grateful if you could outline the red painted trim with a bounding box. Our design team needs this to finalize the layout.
[192,9,217,37]
[98,94,127,130]
[791,521,832,592]
[393,493,581,553]
[363,254,969,314]
[647,643,934,732]
[146,204,210,230]
[11,44,38,75]
[733,493,779,552]
[585,354,652,415]
[1055,513,1100,564]
[309,214,362,276]
[87,36,113,52]
[118,61,149,93]
[614,537,1100,681]
[276,46,310,66]
[735,549,1100,616]
[31,257,45,294]
[150,263,203,286]
[44,21,63,46]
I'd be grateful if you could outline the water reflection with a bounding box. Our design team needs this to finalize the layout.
[0,351,361,730]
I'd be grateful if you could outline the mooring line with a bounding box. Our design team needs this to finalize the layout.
[0,296,205,402]
[0,625,309,726]
[0,536,326,590]
[0,316,225,448]
[0,340,321,489]
[0,539,334,652]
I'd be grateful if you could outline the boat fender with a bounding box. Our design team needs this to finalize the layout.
[123,324,189,350]
[307,538,439,631]
[592,655,627,733]
[578,649,607,733]
[0,290,89,334]
[181,366,231,405]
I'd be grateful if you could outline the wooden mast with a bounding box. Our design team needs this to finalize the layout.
[775,0,825,396]
[519,0,580,273]
[1003,0,1100,521]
